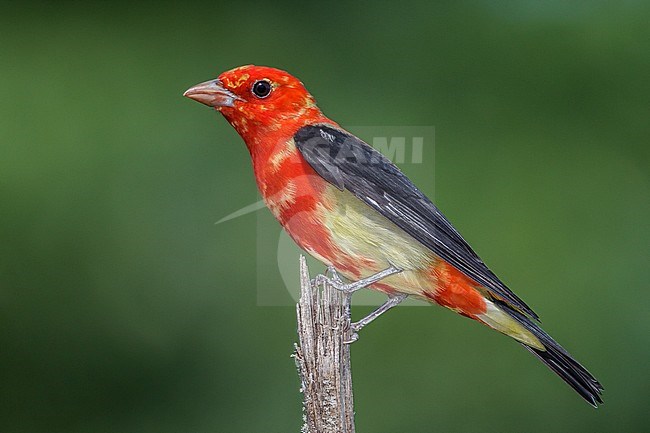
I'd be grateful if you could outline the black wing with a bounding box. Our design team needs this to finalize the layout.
[294,124,539,320]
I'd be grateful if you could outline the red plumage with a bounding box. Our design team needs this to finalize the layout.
[184,65,603,407]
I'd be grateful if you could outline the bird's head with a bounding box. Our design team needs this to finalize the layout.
[184,65,326,146]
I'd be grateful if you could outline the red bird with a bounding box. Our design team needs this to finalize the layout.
[184,65,603,406]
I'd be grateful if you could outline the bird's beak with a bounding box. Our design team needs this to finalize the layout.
[183,79,242,108]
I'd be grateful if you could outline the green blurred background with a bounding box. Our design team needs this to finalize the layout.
[1,1,649,432]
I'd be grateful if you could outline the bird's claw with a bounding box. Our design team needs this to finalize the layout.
[311,265,347,290]
[344,331,359,344]
[347,293,408,341]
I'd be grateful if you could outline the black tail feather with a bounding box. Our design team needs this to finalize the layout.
[495,301,604,407]
[522,343,603,407]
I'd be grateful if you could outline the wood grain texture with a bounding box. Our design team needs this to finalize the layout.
[294,256,355,433]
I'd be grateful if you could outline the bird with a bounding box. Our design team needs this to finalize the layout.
[183,65,603,407]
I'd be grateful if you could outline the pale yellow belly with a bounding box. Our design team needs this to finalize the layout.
[318,185,439,297]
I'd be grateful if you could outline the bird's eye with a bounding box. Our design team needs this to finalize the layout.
[252,80,272,98]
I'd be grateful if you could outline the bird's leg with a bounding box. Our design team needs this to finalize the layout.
[312,265,404,343]
[351,293,408,332]
[313,265,402,294]
[345,293,408,343]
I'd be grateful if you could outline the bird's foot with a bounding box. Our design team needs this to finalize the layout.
[311,265,345,288]
[311,264,404,344]
[343,293,408,344]
[343,332,359,344]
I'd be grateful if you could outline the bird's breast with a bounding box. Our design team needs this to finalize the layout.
[257,137,438,297]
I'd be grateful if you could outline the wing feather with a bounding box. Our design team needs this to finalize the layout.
[294,124,539,320]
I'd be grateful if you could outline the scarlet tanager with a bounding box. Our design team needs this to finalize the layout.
[184,65,603,406]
